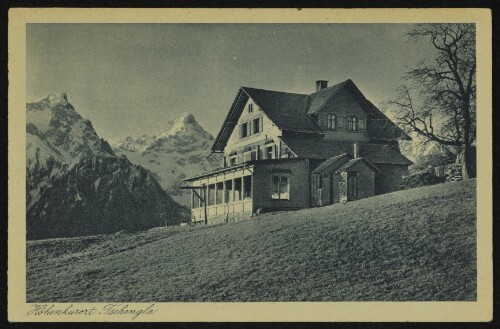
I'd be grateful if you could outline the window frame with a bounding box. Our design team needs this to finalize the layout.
[243,150,252,162]
[240,122,248,138]
[243,175,252,199]
[248,103,253,113]
[265,144,274,159]
[358,118,366,130]
[253,117,261,134]
[271,175,290,200]
[348,116,358,131]
[327,114,337,130]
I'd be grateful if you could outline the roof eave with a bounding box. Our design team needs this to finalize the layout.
[182,163,253,182]
[211,88,249,152]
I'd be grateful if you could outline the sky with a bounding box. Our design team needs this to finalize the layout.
[26,23,434,143]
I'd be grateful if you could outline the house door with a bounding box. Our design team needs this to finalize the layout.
[347,174,358,201]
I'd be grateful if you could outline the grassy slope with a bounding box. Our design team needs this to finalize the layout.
[27,179,476,302]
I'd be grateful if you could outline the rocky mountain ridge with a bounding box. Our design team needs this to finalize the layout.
[112,112,223,206]
[26,93,188,239]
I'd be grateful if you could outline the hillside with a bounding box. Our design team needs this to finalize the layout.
[27,179,476,302]
[26,93,188,239]
[112,112,223,206]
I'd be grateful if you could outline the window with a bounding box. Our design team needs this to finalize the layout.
[216,182,224,204]
[229,156,237,166]
[253,117,261,134]
[207,184,216,206]
[224,180,233,202]
[358,118,366,130]
[348,116,358,131]
[248,103,253,113]
[243,175,252,199]
[240,122,248,138]
[265,145,274,159]
[196,188,203,208]
[234,178,242,201]
[272,176,289,199]
[327,114,337,129]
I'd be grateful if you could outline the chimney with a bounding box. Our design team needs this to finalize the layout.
[353,142,360,159]
[315,80,328,91]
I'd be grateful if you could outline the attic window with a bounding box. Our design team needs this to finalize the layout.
[253,117,262,134]
[358,118,366,130]
[248,103,254,113]
[240,122,248,138]
[348,116,358,131]
[327,114,337,130]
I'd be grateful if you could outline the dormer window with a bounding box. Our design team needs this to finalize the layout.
[248,103,254,113]
[348,116,358,131]
[327,114,337,130]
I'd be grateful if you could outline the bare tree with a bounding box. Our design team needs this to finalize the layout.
[389,24,476,178]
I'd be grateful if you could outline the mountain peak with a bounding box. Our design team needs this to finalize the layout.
[46,92,69,107]
[159,112,205,138]
[26,93,115,164]
[174,112,196,125]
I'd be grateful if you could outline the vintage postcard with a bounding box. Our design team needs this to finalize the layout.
[8,8,492,322]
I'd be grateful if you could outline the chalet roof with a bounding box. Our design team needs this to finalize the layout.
[312,153,350,174]
[335,158,381,173]
[308,79,410,141]
[281,137,353,159]
[212,79,410,152]
[358,143,414,166]
[307,80,350,115]
[281,137,413,166]
[241,87,321,133]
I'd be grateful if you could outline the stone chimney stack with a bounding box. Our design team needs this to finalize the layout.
[353,142,360,159]
[316,80,328,92]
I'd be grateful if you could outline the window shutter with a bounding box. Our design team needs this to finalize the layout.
[260,117,263,132]
[248,120,252,136]
[239,125,243,138]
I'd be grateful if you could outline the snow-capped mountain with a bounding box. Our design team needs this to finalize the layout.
[26,93,188,239]
[27,93,114,166]
[113,134,158,152]
[113,112,223,206]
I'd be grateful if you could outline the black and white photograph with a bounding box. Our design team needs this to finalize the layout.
[7,8,492,322]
